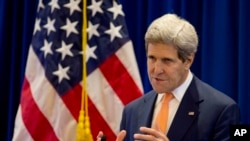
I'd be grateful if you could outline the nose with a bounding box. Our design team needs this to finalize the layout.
[154,61,164,74]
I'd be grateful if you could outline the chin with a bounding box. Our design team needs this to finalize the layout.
[153,86,172,93]
[152,87,165,93]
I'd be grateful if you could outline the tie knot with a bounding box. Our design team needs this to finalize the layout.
[162,93,174,104]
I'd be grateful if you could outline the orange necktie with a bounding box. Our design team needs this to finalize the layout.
[154,93,174,133]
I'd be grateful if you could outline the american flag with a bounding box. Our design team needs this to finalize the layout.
[12,0,143,140]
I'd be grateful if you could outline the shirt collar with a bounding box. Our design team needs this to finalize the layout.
[157,70,193,102]
[172,70,193,102]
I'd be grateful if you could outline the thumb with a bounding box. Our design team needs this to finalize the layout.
[116,130,126,141]
[96,131,104,141]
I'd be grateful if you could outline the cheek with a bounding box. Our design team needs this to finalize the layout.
[147,62,153,72]
[174,68,187,82]
[169,66,185,79]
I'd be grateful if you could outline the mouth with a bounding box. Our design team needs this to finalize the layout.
[152,77,165,82]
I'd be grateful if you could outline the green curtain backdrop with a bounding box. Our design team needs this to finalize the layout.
[1,0,249,140]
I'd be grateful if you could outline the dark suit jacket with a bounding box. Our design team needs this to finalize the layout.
[120,76,240,141]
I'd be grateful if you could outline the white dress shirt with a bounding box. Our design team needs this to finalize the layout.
[152,70,193,134]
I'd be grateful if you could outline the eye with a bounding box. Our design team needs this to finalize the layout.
[162,58,173,63]
[148,55,156,62]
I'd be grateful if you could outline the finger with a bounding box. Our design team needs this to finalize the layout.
[134,133,155,141]
[139,127,170,141]
[96,131,104,141]
[116,130,126,141]
[140,127,159,136]
[153,123,163,132]
[140,127,166,139]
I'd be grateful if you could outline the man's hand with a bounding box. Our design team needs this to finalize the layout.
[134,127,170,141]
[96,130,126,141]
[116,130,126,141]
[96,131,104,141]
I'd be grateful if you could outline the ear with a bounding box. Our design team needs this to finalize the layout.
[184,54,194,70]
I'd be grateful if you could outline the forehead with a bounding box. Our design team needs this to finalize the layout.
[147,43,178,57]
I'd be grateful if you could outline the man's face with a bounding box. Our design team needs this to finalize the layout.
[147,43,193,93]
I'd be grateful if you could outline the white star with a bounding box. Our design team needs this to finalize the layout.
[86,45,97,62]
[33,18,41,35]
[37,0,45,11]
[87,21,100,40]
[43,17,56,36]
[48,0,60,13]
[60,18,79,37]
[64,0,81,15]
[56,41,73,60]
[107,1,124,20]
[40,39,53,58]
[53,64,70,83]
[105,22,122,42]
[87,0,103,17]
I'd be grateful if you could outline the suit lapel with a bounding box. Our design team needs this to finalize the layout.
[168,77,202,141]
[137,92,158,128]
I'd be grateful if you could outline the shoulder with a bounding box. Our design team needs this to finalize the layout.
[124,90,157,109]
[193,76,237,106]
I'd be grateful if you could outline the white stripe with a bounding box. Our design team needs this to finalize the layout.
[12,106,34,141]
[116,41,144,93]
[24,47,77,141]
[87,68,124,134]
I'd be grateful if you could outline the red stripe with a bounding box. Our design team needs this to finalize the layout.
[21,78,59,141]
[100,54,142,105]
[61,83,117,140]
[88,98,117,140]
[61,83,82,120]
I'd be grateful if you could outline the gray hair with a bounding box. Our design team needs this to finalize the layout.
[145,13,198,62]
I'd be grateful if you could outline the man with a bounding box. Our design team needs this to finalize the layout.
[97,13,240,141]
